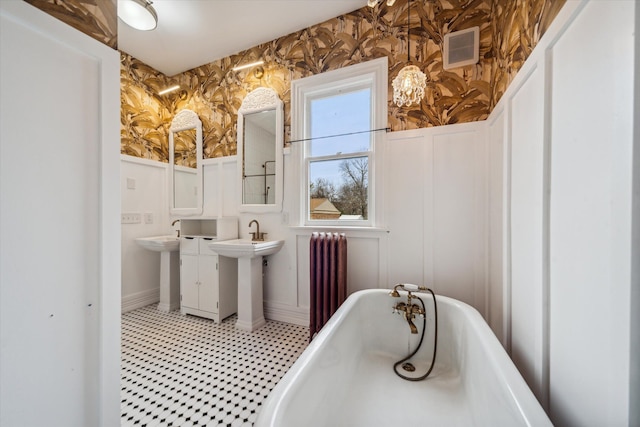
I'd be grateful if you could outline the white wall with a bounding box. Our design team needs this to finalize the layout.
[631,3,640,425]
[121,156,170,311]
[0,2,120,426]
[508,60,547,404]
[486,1,639,425]
[548,2,635,425]
[385,124,487,314]
[487,107,506,345]
[119,2,639,426]
[122,124,488,326]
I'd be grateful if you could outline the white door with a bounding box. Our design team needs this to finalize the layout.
[199,255,219,313]
[180,254,200,310]
[0,2,120,426]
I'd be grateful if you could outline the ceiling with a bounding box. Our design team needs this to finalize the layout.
[118,0,370,76]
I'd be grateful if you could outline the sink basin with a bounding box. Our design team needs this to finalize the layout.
[134,235,181,312]
[207,238,285,331]
[208,239,284,259]
[135,235,180,252]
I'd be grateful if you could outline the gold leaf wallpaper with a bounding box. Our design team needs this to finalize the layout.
[118,0,564,162]
[490,0,566,106]
[25,0,117,49]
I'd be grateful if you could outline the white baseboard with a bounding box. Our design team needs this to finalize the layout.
[264,301,309,327]
[122,288,159,313]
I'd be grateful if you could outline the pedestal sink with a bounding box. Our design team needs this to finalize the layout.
[135,235,180,312]
[208,239,284,331]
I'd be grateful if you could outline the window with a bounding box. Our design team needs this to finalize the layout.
[291,58,387,226]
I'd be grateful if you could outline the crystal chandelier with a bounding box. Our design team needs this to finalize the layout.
[367,0,396,7]
[392,65,427,107]
[391,0,427,107]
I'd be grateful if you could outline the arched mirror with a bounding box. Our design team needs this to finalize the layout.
[169,109,202,215]
[237,87,283,212]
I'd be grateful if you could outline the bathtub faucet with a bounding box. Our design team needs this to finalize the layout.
[390,284,426,334]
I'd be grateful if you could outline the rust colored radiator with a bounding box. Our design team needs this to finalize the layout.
[309,232,347,341]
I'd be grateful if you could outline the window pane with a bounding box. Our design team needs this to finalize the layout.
[309,156,368,220]
[309,88,371,157]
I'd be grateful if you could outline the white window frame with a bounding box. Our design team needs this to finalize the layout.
[291,57,388,227]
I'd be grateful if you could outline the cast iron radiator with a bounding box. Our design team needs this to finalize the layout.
[309,232,347,341]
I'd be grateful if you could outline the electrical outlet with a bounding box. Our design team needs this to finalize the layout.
[121,213,141,224]
[144,213,153,224]
[126,177,136,190]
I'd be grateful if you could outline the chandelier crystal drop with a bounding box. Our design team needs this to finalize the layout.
[368,0,397,6]
[392,64,427,107]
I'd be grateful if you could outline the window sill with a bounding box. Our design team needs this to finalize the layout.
[290,225,389,236]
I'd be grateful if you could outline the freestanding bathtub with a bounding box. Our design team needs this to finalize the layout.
[255,288,552,426]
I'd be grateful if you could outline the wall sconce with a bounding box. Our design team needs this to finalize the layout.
[158,85,187,100]
[158,85,180,95]
[232,60,264,72]
[232,60,265,79]
[118,0,158,31]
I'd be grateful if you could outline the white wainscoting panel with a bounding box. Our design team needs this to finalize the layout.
[121,156,169,310]
[508,62,547,404]
[222,157,239,217]
[385,124,487,316]
[432,126,487,312]
[486,1,638,425]
[548,2,635,426]
[202,159,221,217]
[202,156,239,218]
[487,107,506,345]
[385,131,428,287]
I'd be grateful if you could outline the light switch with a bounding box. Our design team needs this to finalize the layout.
[127,178,136,190]
[121,213,141,224]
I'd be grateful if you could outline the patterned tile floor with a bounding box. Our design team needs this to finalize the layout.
[121,305,309,426]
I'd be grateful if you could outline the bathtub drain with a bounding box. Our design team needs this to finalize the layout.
[402,362,416,372]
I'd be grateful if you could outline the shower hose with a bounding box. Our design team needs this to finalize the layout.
[393,289,438,381]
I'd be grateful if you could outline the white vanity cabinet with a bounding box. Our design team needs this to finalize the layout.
[178,218,238,323]
[180,237,238,322]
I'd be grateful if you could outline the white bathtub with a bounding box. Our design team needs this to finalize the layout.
[255,289,551,426]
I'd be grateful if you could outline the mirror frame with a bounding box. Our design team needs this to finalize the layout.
[169,109,203,216]
[237,87,284,213]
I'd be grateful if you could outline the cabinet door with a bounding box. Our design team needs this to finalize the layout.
[180,254,199,309]
[198,255,219,313]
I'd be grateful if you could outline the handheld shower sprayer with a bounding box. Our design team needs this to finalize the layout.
[388,283,439,381]
[389,283,428,297]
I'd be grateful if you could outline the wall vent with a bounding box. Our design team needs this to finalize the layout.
[443,27,480,70]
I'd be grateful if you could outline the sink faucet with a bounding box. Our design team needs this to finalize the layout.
[248,219,266,241]
[171,219,180,238]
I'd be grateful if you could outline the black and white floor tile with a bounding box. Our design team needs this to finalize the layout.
[121,305,309,427]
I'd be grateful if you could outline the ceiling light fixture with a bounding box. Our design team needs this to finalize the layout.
[232,60,264,72]
[391,0,427,107]
[158,85,180,95]
[118,0,158,31]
